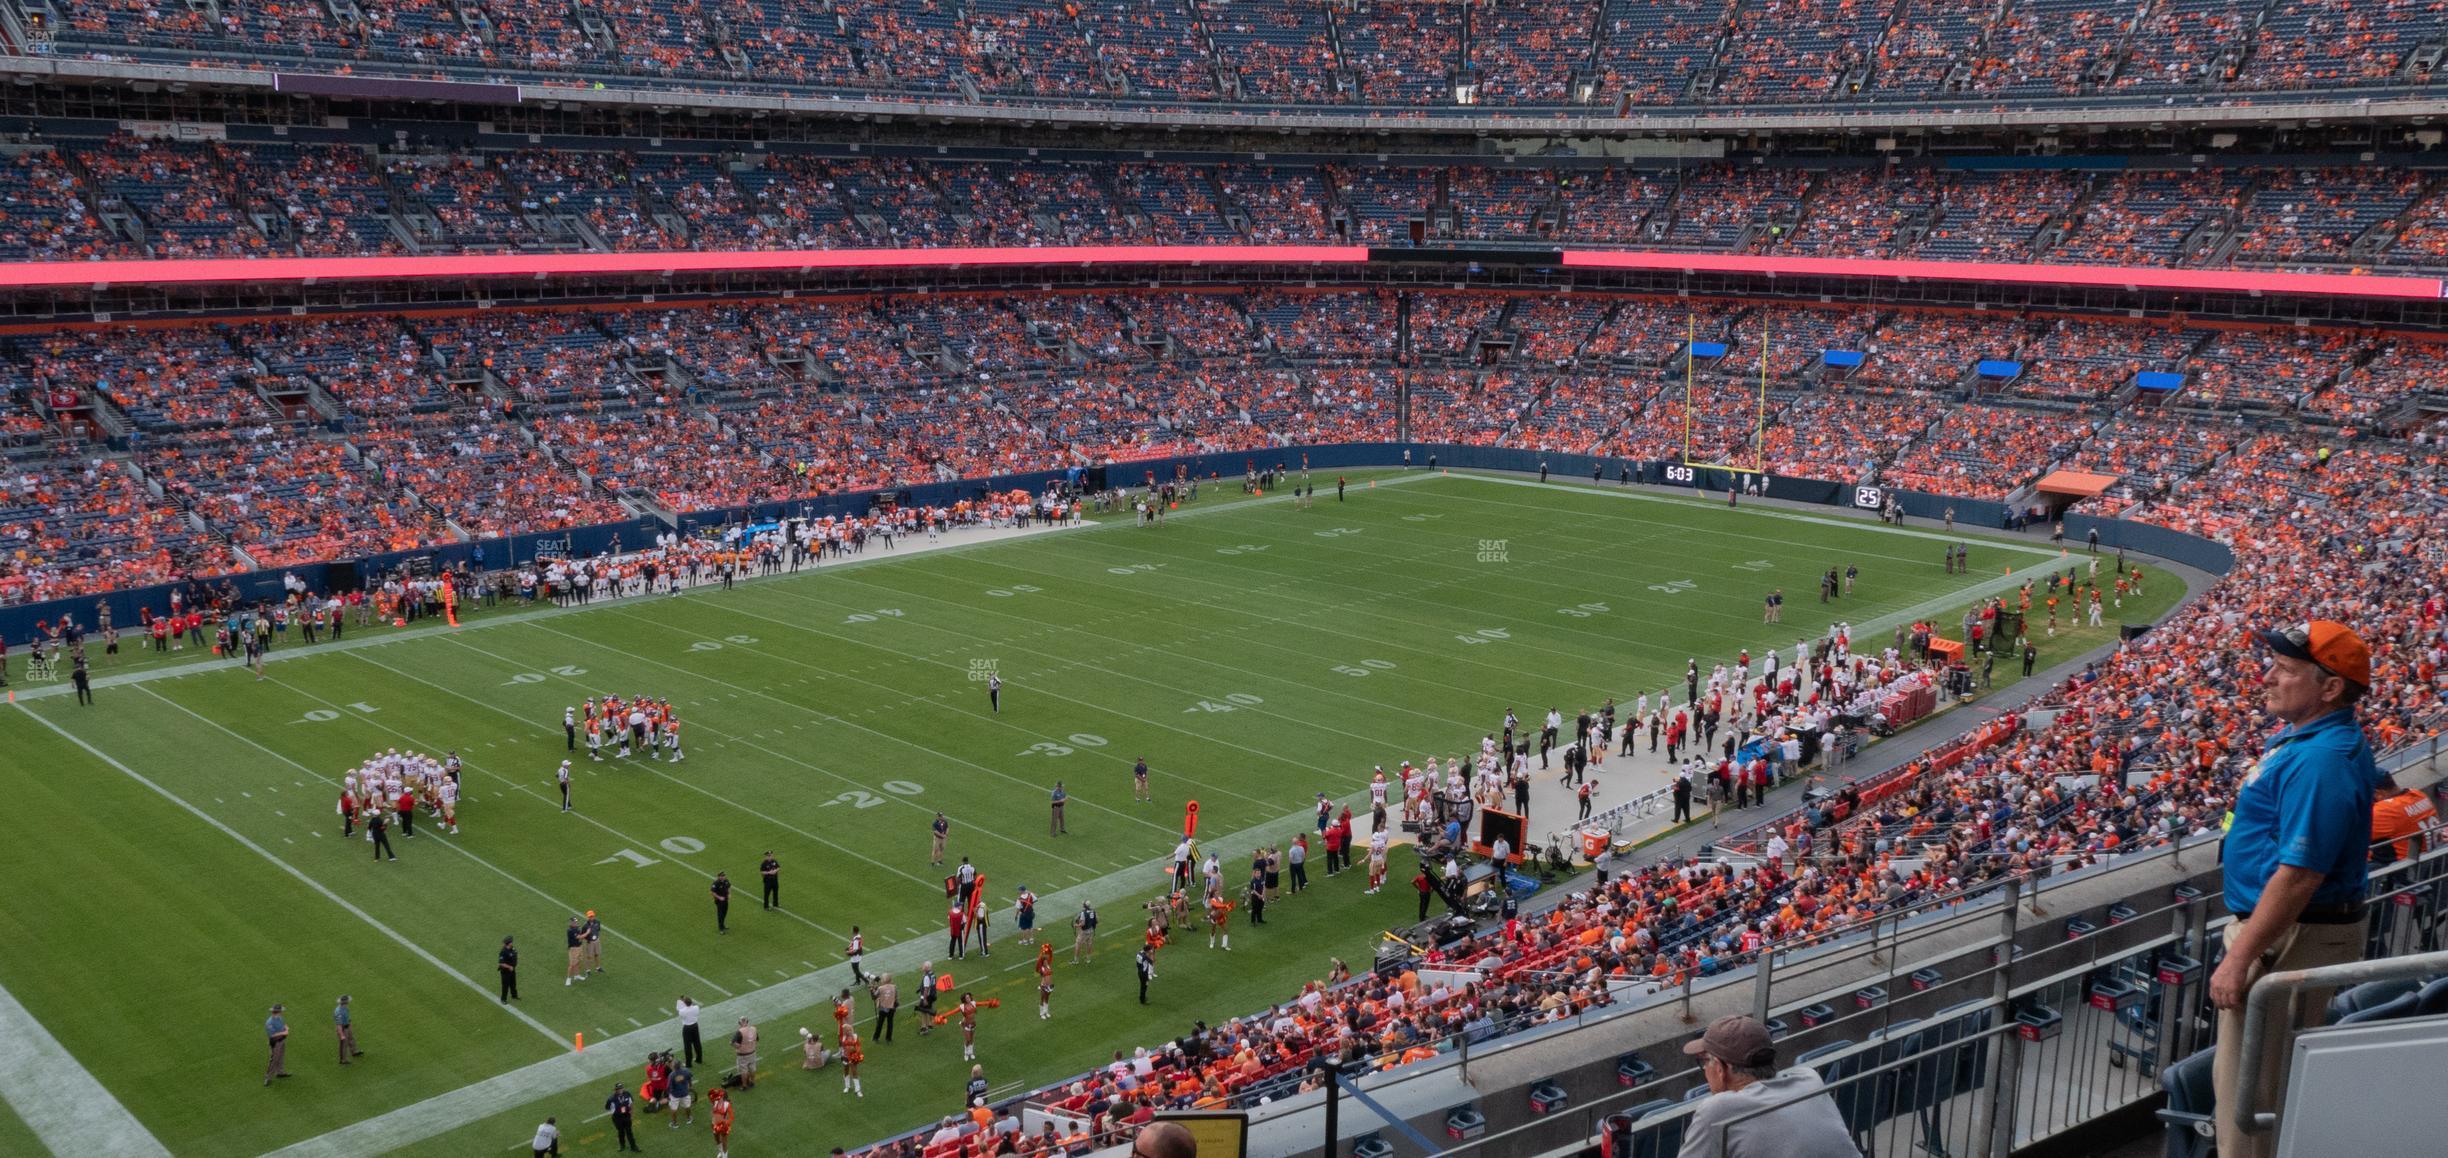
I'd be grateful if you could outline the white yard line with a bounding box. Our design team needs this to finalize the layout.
[14,703,566,1047]
[130,685,738,1000]
[0,977,172,1158]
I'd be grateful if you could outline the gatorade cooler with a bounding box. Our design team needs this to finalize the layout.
[1580,828,1610,860]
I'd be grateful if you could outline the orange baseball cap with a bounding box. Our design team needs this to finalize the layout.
[2254,620,2371,688]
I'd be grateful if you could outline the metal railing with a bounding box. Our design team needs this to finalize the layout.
[2230,948,2448,1139]
[1423,838,2448,1158]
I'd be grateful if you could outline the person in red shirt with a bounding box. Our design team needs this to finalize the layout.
[338,780,358,838]
[947,903,968,960]
[396,786,416,838]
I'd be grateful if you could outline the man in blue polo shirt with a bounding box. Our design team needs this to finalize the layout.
[2213,619,2383,1158]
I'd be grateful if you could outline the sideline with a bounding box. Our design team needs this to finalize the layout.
[11,471,1438,705]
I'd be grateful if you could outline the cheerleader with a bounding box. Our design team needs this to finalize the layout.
[1035,944,1055,1020]
[957,992,979,1061]
[838,1028,864,1097]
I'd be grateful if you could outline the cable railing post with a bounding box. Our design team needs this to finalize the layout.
[1967,900,2020,1158]
[1986,1030,2026,1158]
[1752,945,1774,1027]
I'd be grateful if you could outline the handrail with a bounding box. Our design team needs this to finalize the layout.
[2230,948,2448,1137]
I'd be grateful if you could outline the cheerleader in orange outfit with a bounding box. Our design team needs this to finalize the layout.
[708,1088,734,1158]
[957,992,979,1061]
[838,1028,864,1097]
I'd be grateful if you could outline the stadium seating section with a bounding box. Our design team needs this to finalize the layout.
[25,0,2447,109]
[3,287,2442,610]
[15,144,2448,283]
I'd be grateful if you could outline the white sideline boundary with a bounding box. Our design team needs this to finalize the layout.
[16,706,567,1047]
[0,977,171,1158]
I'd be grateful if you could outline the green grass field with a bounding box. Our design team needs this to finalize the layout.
[0,470,2161,1156]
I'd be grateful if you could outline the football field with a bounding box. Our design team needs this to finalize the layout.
[0,470,2124,1156]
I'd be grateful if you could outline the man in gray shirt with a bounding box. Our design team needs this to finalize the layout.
[263,1004,291,1087]
[1676,1015,1855,1158]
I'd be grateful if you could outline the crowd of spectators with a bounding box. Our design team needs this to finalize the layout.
[0,149,114,261]
[151,430,443,568]
[72,136,264,258]
[7,291,2448,608]
[1467,1,1595,105]
[0,455,238,606]
[2183,327,2360,411]
[841,400,2448,1158]
[1772,167,1942,258]
[2228,168,2426,267]
[215,143,405,258]
[353,416,633,537]
[9,145,2448,277]
[1853,313,2013,392]
[1879,403,2098,497]
[2016,317,2203,404]
[2050,170,2256,265]
[2309,337,2448,424]
[1338,3,1465,105]
[17,325,273,434]
[34,0,2448,108]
